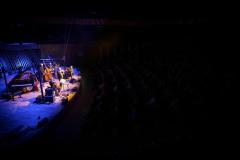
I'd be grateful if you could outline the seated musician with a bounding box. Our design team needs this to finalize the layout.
[49,78,54,88]
[30,74,39,91]
[64,67,71,79]
[53,81,61,96]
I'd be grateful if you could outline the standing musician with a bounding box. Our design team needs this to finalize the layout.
[54,64,59,79]
[43,66,52,82]
[57,68,63,81]
[43,67,49,82]
[47,66,52,80]
[70,66,74,79]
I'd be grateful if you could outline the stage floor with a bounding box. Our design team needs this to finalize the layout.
[0,68,81,146]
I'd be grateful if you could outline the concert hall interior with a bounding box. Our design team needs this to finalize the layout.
[0,4,232,157]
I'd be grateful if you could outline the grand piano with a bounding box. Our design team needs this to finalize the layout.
[8,71,39,93]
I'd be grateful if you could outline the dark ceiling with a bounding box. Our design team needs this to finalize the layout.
[0,3,209,43]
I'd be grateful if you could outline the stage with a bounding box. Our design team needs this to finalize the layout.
[0,68,81,147]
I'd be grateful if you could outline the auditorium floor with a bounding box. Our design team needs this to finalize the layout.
[0,69,80,147]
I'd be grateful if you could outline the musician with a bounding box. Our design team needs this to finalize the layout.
[49,78,54,88]
[40,64,44,76]
[57,68,63,81]
[43,66,52,82]
[43,67,48,82]
[64,67,71,79]
[49,79,60,96]
[33,81,39,91]
[70,66,74,78]
[49,63,53,71]
[54,83,61,96]
[47,66,52,79]
[59,79,65,91]
[54,64,59,79]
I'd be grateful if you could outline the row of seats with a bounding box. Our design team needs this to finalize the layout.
[81,47,212,153]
